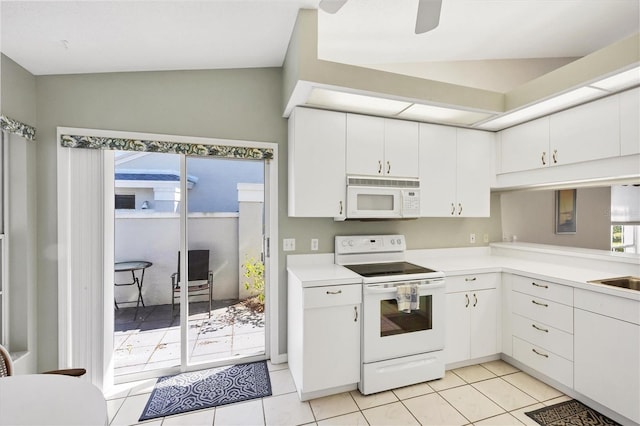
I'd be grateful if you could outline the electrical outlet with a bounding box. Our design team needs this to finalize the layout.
[283,238,295,251]
[311,238,319,251]
[470,233,476,244]
[483,233,489,243]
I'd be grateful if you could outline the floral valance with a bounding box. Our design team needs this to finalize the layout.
[0,115,36,141]
[60,134,273,160]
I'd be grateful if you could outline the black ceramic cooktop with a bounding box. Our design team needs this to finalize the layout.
[343,262,437,278]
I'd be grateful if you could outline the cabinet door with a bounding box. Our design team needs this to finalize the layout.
[288,107,346,217]
[470,289,498,359]
[620,87,640,156]
[456,129,492,217]
[574,309,640,424]
[346,114,385,176]
[304,304,361,393]
[445,292,471,364]
[419,123,457,217]
[550,95,620,165]
[384,119,419,178]
[499,117,550,173]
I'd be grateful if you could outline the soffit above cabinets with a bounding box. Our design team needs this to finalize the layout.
[283,10,640,130]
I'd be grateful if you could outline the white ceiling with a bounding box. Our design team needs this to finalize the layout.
[1,0,639,92]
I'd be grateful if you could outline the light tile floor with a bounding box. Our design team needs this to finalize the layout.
[106,359,573,426]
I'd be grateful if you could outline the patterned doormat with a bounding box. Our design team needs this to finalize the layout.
[139,360,272,421]
[525,399,621,426]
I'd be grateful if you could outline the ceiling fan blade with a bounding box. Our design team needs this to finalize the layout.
[319,0,348,14]
[415,0,442,34]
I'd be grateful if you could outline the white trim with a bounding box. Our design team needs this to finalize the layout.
[56,134,71,370]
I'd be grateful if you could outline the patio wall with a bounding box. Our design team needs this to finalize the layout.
[114,213,240,306]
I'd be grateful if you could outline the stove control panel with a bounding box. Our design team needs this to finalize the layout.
[335,235,406,255]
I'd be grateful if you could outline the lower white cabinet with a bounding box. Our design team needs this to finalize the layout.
[574,290,640,424]
[445,274,498,365]
[287,275,361,400]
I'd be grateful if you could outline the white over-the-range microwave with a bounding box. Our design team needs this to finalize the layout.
[340,176,420,220]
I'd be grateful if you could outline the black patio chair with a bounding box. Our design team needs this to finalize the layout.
[171,250,213,318]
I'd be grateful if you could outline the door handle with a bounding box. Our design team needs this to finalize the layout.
[451,203,455,215]
[465,293,469,308]
[541,151,547,165]
[458,203,462,215]
[386,161,391,174]
[473,293,477,307]
[378,160,382,174]
[552,149,558,164]
[531,299,548,307]
[339,200,343,215]
[354,306,358,322]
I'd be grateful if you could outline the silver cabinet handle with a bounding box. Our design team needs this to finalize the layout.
[378,160,382,174]
[450,203,456,215]
[354,306,358,322]
[465,294,470,308]
[532,324,549,333]
[458,203,462,215]
[531,299,548,307]
[326,290,342,295]
[465,277,477,282]
[552,149,558,164]
[339,200,343,215]
[541,151,547,165]
[532,282,548,289]
[386,161,391,174]
[532,348,549,358]
[473,293,478,307]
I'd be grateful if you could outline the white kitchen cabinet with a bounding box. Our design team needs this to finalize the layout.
[346,114,419,178]
[420,124,492,217]
[620,87,640,156]
[288,107,346,218]
[510,274,574,388]
[499,117,550,173]
[445,274,499,365]
[574,289,640,424]
[287,273,361,401]
[549,94,620,165]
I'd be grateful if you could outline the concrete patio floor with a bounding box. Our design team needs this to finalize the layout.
[113,300,265,377]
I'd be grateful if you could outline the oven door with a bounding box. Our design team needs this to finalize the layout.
[362,279,445,364]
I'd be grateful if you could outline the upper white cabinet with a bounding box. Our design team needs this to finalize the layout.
[499,94,625,176]
[346,114,419,178]
[288,107,346,218]
[420,123,492,217]
[499,117,550,173]
[620,87,640,156]
[549,94,620,165]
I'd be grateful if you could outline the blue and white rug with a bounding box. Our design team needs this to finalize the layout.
[139,361,272,421]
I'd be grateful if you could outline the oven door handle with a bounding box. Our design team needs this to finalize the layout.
[364,281,444,294]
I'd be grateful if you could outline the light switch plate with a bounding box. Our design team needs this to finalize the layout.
[283,238,296,251]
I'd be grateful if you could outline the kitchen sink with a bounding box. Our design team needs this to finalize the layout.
[588,276,640,291]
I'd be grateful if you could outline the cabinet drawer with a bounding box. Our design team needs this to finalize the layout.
[512,313,573,360]
[513,337,573,388]
[512,291,573,333]
[446,273,498,293]
[304,284,361,309]
[512,275,572,305]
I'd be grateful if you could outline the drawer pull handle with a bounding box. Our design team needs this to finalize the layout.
[531,300,548,307]
[532,282,548,289]
[532,324,549,333]
[532,348,549,358]
[354,306,358,322]
[326,290,342,295]
[473,293,478,307]
[465,277,477,282]
[465,294,470,308]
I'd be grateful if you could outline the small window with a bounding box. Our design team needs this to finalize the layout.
[115,194,135,209]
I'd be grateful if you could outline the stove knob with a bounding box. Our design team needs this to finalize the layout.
[397,238,402,245]
[341,240,348,247]
[390,239,395,245]
[348,240,354,247]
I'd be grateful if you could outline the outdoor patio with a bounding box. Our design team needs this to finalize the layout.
[113,299,265,377]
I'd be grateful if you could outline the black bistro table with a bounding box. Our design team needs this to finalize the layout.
[114,260,153,312]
